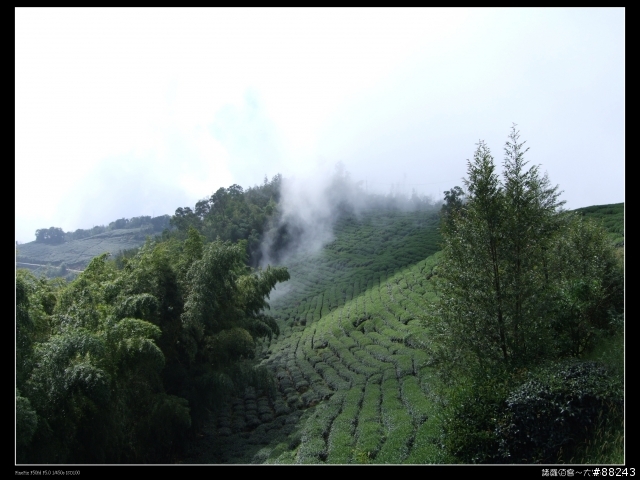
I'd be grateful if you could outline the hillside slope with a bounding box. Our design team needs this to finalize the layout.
[268,209,441,327]
[181,202,624,464]
[574,202,624,246]
[181,208,444,464]
[261,253,442,464]
[16,227,158,271]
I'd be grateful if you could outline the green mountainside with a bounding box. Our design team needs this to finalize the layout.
[574,203,624,246]
[14,176,282,276]
[16,203,624,282]
[15,199,624,464]
[269,209,441,324]
[181,208,444,463]
[16,227,157,272]
[181,201,624,464]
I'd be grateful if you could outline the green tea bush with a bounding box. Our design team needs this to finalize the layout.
[403,419,442,464]
[326,388,363,463]
[394,355,414,378]
[354,383,383,461]
[495,360,623,463]
[377,378,413,463]
[366,344,391,362]
[381,327,405,343]
[439,375,508,464]
[296,393,344,463]
[350,330,373,347]
[401,376,432,424]
[297,359,323,385]
[441,360,623,464]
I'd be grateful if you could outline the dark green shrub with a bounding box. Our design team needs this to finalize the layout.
[495,361,623,463]
[440,375,510,463]
[16,390,38,449]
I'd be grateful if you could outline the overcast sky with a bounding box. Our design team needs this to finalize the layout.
[15,8,624,243]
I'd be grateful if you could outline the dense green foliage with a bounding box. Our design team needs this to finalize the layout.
[434,128,565,368]
[168,171,437,268]
[16,231,288,463]
[35,227,66,245]
[20,177,285,275]
[19,171,436,277]
[176,209,446,463]
[574,203,624,247]
[428,127,624,463]
[170,175,282,266]
[496,361,623,463]
[182,182,620,464]
[16,152,623,464]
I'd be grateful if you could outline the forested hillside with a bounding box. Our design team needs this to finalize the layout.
[16,172,437,279]
[16,132,624,464]
[16,236,289,463]
[179,208,443,463]
[15,175,284,277]
[179,129,624,464]
[179,193,624,464]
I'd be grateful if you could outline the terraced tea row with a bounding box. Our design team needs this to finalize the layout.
[183,263,441,462]
[269,209,440,330]
[16,227,154,269]
[258,254,442,463]
[184,208,443,464]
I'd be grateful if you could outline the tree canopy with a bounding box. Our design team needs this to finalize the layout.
[35,227,65,244]
[429,126,624,463]
[432,125,623,373]
[170,175,282,266]
[16,229,289,462]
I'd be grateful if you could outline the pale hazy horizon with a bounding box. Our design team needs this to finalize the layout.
[16,8,624,243]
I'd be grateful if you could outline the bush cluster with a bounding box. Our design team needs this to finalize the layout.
[496,361,623,463]
[441,360,623,464]
[431,126,624,463]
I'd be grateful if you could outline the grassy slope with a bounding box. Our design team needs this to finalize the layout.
[182,203,624,464]
[18,203,621,463]
[182,208,444,464]
[574,202,624,246]
[15,227,156,270]
[261,254,443,464]
[264,209,443,464]
[268,209,441,328]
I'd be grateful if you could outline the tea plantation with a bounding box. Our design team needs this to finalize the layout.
[180,208,448,463]
[180,203,624,464]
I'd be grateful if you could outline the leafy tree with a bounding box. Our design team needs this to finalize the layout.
[170,175,283,265]
[35,226,66,244]
[547,215,624,356]
[181,239,288,363]
[430,126,621,375]
[178,239,288,424]
[430,126,624,463]
[16,389,38,451]
[110,218,129,230]
[18,190,290,462]
[16,275,35,389]
[17,255,190,463]
[171,206,201,233]
[440,186,465,224]
[495,360,623,463]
